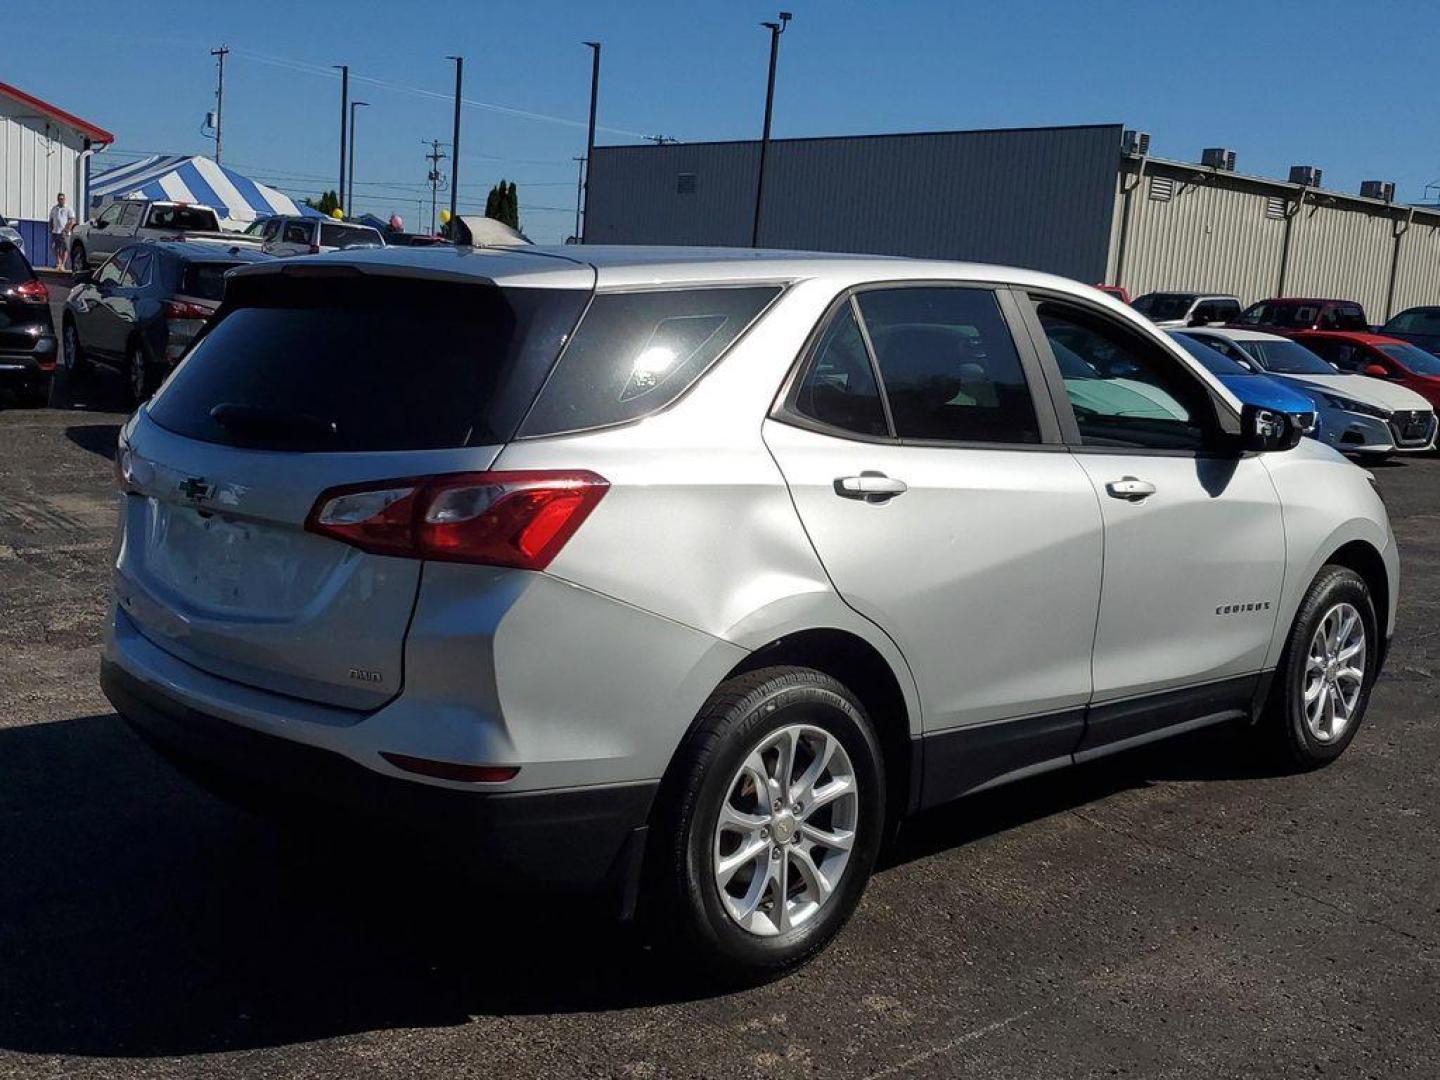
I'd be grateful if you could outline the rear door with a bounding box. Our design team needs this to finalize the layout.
[102,247,153,354]
[765,284,1104,799]
[116,273,589,709]
[1024,294,1285,753]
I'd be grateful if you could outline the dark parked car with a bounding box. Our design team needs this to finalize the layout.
[0,239,57,407]
[62,241,272,405]
[1380,306,1440,357]
[1228,297,1369,336]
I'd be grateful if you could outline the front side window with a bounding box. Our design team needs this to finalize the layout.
[95,203,123,227]
[119,249,152,288]
[791,303,887,437]
[857,287,1040,444]
[96,251,130,286]
[118,203,145,229]
[1306,339,1364,371]
[1235,302,1270,326]
[282,221,310,244]
[519,286,781,437]
[1038,301,1210,450]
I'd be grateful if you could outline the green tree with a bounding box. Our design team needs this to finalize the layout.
[304,189,341,216]
[484,179,520,229]
[505,181,520,230]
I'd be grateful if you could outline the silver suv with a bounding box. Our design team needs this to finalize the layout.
[103,247,1398,975]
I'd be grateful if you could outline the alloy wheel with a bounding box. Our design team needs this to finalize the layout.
[712,723,859,937]
[1303,601,1367,743]
[61,324,77,371]
[128,345,147,403]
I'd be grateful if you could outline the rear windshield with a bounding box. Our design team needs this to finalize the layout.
[518,286,781,437]
[147,205,218,231]
[1132,293,1195,320]
[0,242,31,283]
[319,223,382,249]
[147,278,587,452]
[181,262,244,301]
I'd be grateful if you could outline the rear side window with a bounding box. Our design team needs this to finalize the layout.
[181,262,242,301]
[0,242,31,282]
[792,302,888,437]
[148,279,588,452]
[519,286,780,437]
[858,287,1040,444]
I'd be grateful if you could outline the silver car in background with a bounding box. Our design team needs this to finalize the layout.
[1179,327,1436,459]
[103,246,1398,976]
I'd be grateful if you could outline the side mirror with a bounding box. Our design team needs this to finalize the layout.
[92,219,106,229]
[1237,403,1302,453]
[1362,363,1390,379]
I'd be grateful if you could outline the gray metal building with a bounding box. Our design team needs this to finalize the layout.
[585,122,1440,320]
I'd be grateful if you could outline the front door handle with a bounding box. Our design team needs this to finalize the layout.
[836,472,908,503]
[1106,476,1156,501]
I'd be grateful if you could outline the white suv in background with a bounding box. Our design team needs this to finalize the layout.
[1133,291,1243,328]
[103,246,1397,976]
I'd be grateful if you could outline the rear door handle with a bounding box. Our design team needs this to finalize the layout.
[1105,476,1156,501]
[836,472,908,503]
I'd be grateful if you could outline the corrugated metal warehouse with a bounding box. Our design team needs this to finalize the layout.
[585,122,1440,320]
[0,81,114,265]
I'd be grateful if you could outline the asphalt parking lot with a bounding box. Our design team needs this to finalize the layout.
[1,289,1437,1079]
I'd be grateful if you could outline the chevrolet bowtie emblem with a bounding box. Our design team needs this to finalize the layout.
[177,476,214,502]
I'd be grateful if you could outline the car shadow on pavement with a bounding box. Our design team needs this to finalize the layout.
[0,712,1284,1059]
[64,423,122,461]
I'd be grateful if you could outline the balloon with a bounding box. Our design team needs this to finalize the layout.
[330,208,344,219]
[439,209,452,224]
[389,214,404,231]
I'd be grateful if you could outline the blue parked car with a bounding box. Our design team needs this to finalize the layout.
[1168,331,1319,437]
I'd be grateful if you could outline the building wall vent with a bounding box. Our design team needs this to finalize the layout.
[1288,165,1323,187]
[1122,130,1151,157]
[1265,196,1288,220]
[1201,148,1237,171]
[1148,175,1175,202]
[676,172,697,195]
[1360,180,1396,202]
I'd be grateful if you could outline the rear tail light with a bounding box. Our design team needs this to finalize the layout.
[162,299,214,321]
[306,470,608,570]
[13,279,47,304]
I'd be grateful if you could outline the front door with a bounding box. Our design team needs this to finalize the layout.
[764,285,1105,801]
[1027,296,1285,754]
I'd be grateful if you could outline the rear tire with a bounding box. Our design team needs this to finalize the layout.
[127,340,157,406]
[62,318,89,377]
[647,666,886,979]
[69,243,86,273]
[1261,565,1378,769]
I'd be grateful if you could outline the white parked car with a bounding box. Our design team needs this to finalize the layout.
[1132,291,1243,329]
[254,215,386,257]
[1179,327,1436,459]
[104,246,1398,975]
[0,213,24,256]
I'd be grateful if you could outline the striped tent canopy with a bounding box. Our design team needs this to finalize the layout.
[89,153,304,223]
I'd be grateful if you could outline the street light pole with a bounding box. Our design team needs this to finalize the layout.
[447,56,463,234]
[581,41,600,242]
[347,101,368,217]
[751,12,791,248]
[336,65,349,207]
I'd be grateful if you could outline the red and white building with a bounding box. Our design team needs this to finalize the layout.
[0,81,114,265]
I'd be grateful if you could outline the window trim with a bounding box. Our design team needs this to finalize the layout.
[1019,288,1244,459]
[770,279,1066,450]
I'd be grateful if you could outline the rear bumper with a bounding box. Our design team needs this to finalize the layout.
[0,336,57,380]
[102,658,658,893]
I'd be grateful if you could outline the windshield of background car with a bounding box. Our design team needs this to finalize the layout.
[1385,308,1440,335]
[1379,342,1440,375]
[147,205,218,231]
[319,223,383,249]
[147,279,588,452]
[1132,293,1194,320]
[1237,338,1336,375]
[1171,333,1251,375]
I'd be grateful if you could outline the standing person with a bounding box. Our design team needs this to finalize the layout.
[48,193,75,270]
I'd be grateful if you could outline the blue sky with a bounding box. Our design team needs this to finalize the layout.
[5,0,1437,242]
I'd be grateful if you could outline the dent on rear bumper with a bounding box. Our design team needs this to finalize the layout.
[105,565,747,793]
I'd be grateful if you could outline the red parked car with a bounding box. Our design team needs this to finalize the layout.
[1294,330,1440,413]
[1228,297,1369,336]
[1093,283,1131,303]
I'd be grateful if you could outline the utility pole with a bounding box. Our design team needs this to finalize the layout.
[347,101,368,217]
[210,45,229,163]
[424,139,448,235]
[581,41,600,242]
[336,65,349,208]
[572,156,585,240]
[752,12,791,248]
[447,56,463,235]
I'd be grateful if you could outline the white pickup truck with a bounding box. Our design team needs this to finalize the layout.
[69,200,260,272]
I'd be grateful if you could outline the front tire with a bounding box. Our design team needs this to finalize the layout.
[1263,565,1378,768]
[649,666,886,978]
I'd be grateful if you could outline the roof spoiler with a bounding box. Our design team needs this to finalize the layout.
[452,215,531,248]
